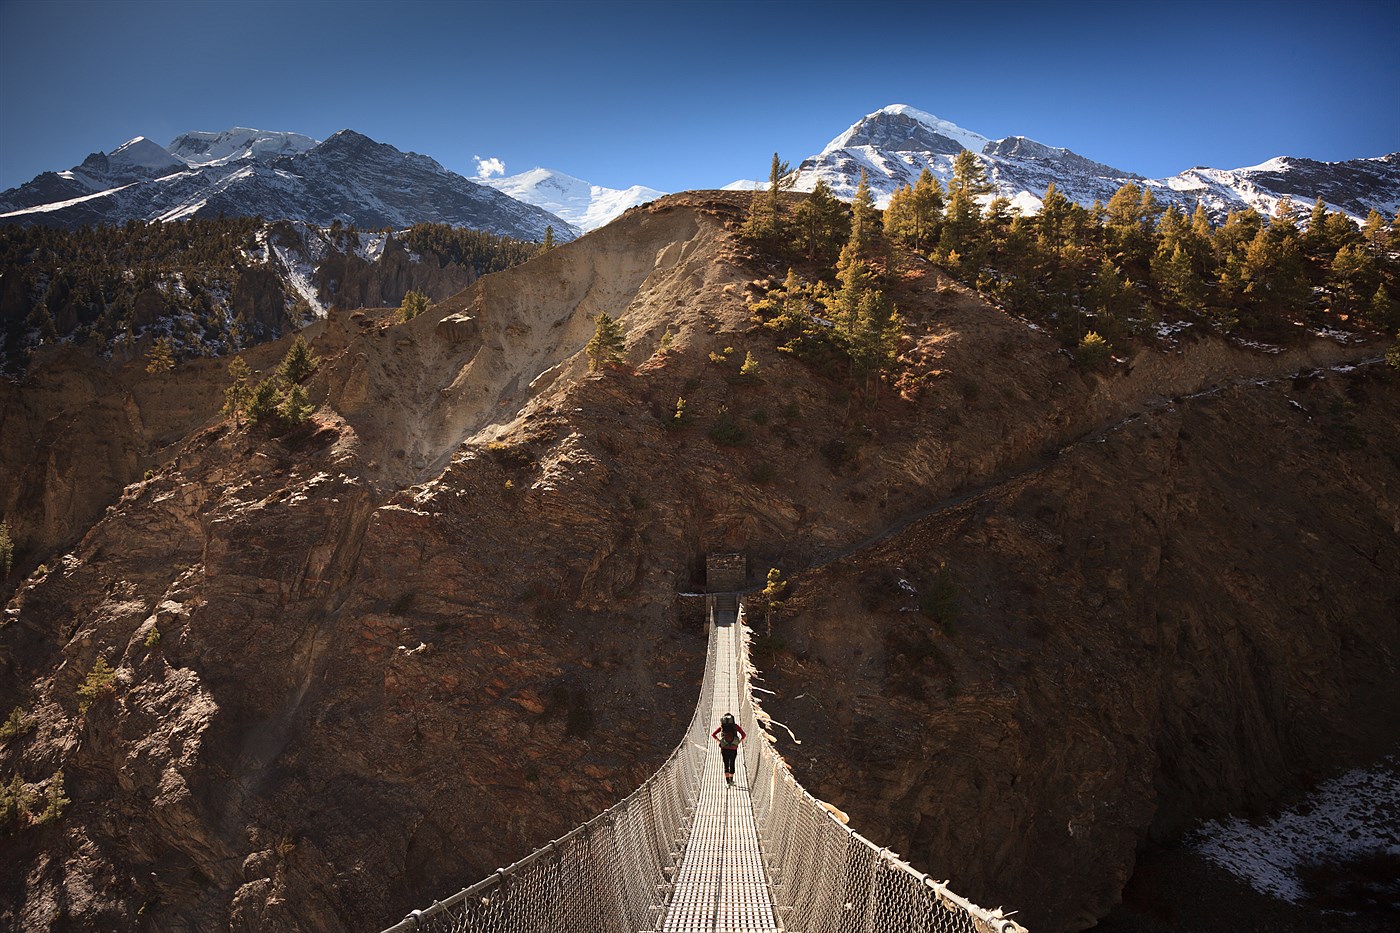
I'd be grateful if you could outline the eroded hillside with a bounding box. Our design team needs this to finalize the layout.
[751,363,1400,931]
[1,193,1396,932]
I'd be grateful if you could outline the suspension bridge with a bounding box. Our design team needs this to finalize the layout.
[383,571,1026,933]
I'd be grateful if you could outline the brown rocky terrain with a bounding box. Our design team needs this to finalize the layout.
[750,359,1400,931]
[1,192,1396,931]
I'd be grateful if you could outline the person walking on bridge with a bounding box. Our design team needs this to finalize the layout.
[712,712,746,786]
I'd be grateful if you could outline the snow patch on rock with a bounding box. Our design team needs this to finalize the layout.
[1190,754,1400,903]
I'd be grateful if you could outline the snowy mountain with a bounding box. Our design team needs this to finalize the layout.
[103,136,188,176]
[0,129,580,242]
[789,104,1400,221]
[168,127,317,166]
[478,167,664,231]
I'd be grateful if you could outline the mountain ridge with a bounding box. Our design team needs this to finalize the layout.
[788,104,1400,221]
[0,129,580,242]
[7,111,1395,240]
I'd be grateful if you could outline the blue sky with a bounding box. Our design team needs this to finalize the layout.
[1,0,1397,194]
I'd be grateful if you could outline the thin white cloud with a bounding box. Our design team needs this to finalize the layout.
[474,155,506,179]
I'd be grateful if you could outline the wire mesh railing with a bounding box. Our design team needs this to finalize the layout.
[735,602,1026,933]
[381,598,722,933]
[382,593,1028,933]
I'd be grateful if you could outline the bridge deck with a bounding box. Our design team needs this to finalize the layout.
[658,610,779,933]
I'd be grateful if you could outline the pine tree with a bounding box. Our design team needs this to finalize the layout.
[743,186,776,241]
[586,312,625,371]
[822,176,903,399]
[539,225,556,254]
[1303,199,1363,272]
[1206,212,1307,333]
[398,290,430,323]
[222,357,252,425]
[1105,183,1157,277]
[2,771,39,829]
[1086,257,1131,333]
[29,301,58,341]
[949,149,993,199]
[1139,186,1164,230]
[1360,210,1386,256]
[941,151,990,261]
[833,234,875,330]
[791,177,847,261]
[846,169,881,263]
[1272,197,1300,236]
[35,771,69,825]
[1037,182,1075,255]
[246,377,280,424]
[766,152,792,222]
[1305,197,1328,226]
[1075,330,1113,369]
[751,269,832,359]
[1330,244,1378,317]
[1303,197,1330,252]
[739,350,760,378]
[884,168,944,251]
[742,153,791,242]
[279,383,313,425]
[278,335,319,384]
[1154,244,1206,311]
[1155,204,1204,270]
[982,196,1013,248]
[1191,202,1215,253]
[883,183,917,248]
[845,287,901,398]
[1365,285,1397,330]
[990,214,1040,308]
[145,337,175,374]
[76,658,115,713]
[1215,208,1265,273]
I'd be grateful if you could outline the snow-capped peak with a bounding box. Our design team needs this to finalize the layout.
[0,127,577,242]
[1236,155,1292,173]
[108,136,185,173]
[823,104,990,156]
[478,166,664,231]
[168,127,319,167]
[878,104,992,151]
[501,166,590,194]
[789,103,1400,224]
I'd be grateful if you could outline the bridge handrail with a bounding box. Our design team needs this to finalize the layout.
[381,596,723,933]
[735,603,1027,933]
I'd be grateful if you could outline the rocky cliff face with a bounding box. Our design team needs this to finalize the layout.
[1,193,1395,931]
[751,364,1400,931]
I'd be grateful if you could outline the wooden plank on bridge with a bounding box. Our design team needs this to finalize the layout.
[658,610,779,933]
